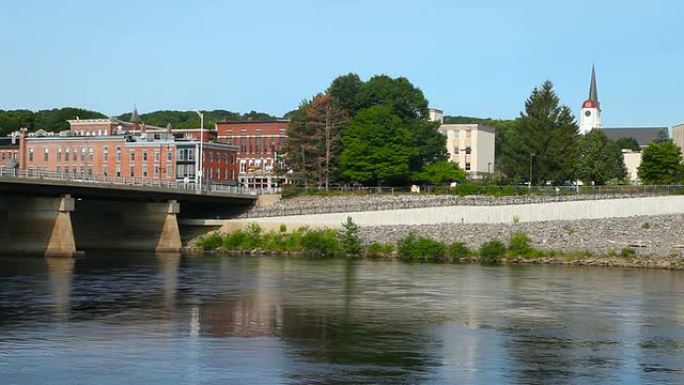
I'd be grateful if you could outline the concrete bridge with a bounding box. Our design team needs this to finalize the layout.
[0,171,274,257]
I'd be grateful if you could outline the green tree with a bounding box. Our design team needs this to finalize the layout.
[338,217,362,256]
[575,129,627,185]
[501,81,579,184]
[637,140,684,184]
[327,73,363,113]
[413,160,466,185]
[615,137,640,151]
[354,75,429,120]
[340,106,414,185]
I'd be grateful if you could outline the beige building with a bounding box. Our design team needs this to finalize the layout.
[674,124,684,152]
[622,151,642,182]
[438,124,496,177]
[428,108,444,124]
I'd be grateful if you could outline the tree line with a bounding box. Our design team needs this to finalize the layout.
[0,108,278,136]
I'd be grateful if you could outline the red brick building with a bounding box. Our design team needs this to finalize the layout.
[215,120,288,188]
[15,127,238,184]
[0,134,20,169]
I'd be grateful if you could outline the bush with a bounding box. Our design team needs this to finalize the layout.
[338,217,363,256]
[448,242,472,261]
[397,232,448,262]
[620,246,637,258]
[301,229,341,257]
[479,240,506,264]
[242,223,263,250]
[223,230,248,250]
[508,232,532,257]
[195,232,223,250]
[365,242,394,258]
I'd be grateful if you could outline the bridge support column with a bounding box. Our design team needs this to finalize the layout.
[45,195,80,258]
[155,200,182,253]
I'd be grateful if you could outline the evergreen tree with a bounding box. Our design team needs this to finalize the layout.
[638,140,684,184]
[615,137,640,151]
[501,81,579,184]
[575,129,627,185]
[338,217,362,256]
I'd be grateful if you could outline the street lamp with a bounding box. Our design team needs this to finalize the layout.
[194,110,204,192]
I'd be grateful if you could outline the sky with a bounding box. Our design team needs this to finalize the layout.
[1,0,683,127]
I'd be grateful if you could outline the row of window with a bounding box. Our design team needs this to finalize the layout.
[27,146,174,164]
[0,151,17,161]
[230,136,285,154]
[40,164,174,178]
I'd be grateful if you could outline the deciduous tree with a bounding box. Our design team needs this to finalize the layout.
[575,129,627,185]
[638,140,684,184]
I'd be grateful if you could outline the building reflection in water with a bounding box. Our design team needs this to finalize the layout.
[45,257,75,321]
[155,252,181,311]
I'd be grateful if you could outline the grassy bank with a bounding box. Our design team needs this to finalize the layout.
[191,220,684,269]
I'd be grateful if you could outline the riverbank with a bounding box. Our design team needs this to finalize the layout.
[189,215,684,270]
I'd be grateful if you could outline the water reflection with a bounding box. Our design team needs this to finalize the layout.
[0,255,684,384]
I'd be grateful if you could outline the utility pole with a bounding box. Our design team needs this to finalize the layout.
[194,110,204,192]
[529,152,535,191]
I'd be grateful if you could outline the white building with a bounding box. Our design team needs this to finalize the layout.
[438,124,496,177]
[428,108,444,124]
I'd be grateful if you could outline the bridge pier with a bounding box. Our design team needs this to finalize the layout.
[0,194,82,257]
[45,195,80,258]
[156,200,182,253]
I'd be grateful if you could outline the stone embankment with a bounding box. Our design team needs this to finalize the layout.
[240,193,662,218]
[359,214,684,259]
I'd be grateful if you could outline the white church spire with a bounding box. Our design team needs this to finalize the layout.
[579,65,601,134]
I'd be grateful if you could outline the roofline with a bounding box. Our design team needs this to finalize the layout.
[216,119,290,125]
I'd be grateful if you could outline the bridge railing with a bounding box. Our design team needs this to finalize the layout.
[0,167,282,196]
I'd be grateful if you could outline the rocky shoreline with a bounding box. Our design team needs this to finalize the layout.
[359,214,684,258]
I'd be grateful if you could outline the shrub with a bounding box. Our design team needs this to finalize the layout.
[301,229,341,257]
[338,217,363,256]
[641,222,651,230]
[448,242,472,261]
[283,227,306,252]
[262,231,287,252]
[223,230,248,250]
[242,223,263,250]
[620,246,637,258]
[397,232,448,262]
[279,224,288,233]
[479,240,506,264]
[508,232,532,257]
[365,242,394,258]
[195,232,223,250]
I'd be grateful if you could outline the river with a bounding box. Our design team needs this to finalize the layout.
[1,253,683,384]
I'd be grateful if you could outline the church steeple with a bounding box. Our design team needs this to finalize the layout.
[588,65,598,103]
[131,105,139,124]
[579,65,602,134]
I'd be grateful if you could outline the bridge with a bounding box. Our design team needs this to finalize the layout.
[0,169,278,257]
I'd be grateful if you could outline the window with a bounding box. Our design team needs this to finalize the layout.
[177,149,185,161]
[208,152,212,162]
[142,164,148,177]
[56,166,61,173]
[65,147,70,161]
[57,148,62,162]
[188,149,194,161]
[154,151,160,162]
[176,164,185,178]
[116,166,121,177]
[130,151,135,161]
[103,147,109,161]
[29,148,33,162]
[44,148,48,162]
[73,146,78,161]
[89,147,93,161]
[81,147,86,162]
[103,165,108,176]
[154,166,159,177]
[465,147,472,155]
[167,150,172,161]
[129,166,135,177]
[143,151,148,161]
[239,160,246,173]
[465,162,471,171]
[240,137,247,153]
[87,167,93,176]
[116,146,122,162]
[165,164,171,177]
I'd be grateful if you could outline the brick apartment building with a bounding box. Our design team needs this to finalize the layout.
[6,118,239,184]
[215,119,288,188]
[0,134,20,169]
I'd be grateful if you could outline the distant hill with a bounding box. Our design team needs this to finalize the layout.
[117,110,280,130]
[0,108,107,136]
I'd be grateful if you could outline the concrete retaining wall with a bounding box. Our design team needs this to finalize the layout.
[204,196,684,231]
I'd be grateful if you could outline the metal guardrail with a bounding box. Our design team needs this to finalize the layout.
[0,167,282,196]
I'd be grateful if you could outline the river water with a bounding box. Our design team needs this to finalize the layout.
[1,253,684,385]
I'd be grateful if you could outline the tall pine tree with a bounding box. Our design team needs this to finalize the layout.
[501,81,579,184]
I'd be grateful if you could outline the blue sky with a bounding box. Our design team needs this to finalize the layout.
[1,0,683,127]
